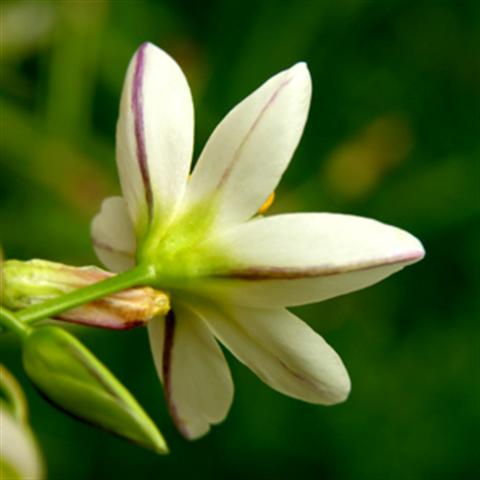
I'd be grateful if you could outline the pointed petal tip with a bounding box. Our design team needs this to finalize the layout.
[136,41,179,66]
[321,358,351,406]
[172,412,220,441]
[131,42,150,62]
[407,245,425,263]
[332,371,352,405]
[137,41,158,55]
[285,62,312,100]
[414,238,426,261]
[180,424,208,441]
[288,61,311,81]
[363,224,425,269]
[291,61,308,71]
[397,231,426,264]
[138,42,166,60]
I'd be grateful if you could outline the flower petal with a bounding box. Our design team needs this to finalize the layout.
[147,303,234,440]
[1,407,44,479]
[199,303,350,405]
[186,63,311,228]
[207,213,425,307]
[117,42,194,235]
[90,196,136,272]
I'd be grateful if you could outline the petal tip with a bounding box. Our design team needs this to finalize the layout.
[182,425,209,441]
[409,246,425,263]
[336,373,352,404]
[325,364,351,405]
[292,61,308,70]
[134,41,151,59]
[289,61,311,80]
[400,233,426,264]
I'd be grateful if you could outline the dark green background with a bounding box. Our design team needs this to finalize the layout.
[1,1,479,479]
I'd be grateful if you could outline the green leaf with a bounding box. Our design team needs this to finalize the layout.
[22,326,168,454]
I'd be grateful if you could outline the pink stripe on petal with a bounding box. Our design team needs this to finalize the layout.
[132,42,153,218]
[222,249,425,280]
[162,311,191,439]
[218,76,293,188]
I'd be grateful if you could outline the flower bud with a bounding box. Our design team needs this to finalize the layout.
[2,259,169,329]
[22,326,168,453]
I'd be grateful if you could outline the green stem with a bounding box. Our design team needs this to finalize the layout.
[17,264,154,325]
[0,307,30,339]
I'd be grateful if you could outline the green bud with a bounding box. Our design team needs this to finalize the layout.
[2,259,170,329]
[22,326,168,453]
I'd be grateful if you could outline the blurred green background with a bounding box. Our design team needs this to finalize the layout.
[1,0,479,479]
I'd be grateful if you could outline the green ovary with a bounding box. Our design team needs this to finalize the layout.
[136,199,233,287]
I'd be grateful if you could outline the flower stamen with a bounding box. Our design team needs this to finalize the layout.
[258,191,275,215]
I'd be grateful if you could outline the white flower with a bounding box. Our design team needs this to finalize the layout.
[0,406,45,479]
[91,42,425,439]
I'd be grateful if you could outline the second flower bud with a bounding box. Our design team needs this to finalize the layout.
[1,259,169,329]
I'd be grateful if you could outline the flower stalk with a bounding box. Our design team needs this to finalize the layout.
[0,307,30,339]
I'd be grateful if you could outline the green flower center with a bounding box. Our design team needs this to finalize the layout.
[137,198,231,287]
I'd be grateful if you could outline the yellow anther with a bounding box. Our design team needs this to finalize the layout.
[258,191,275,215]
